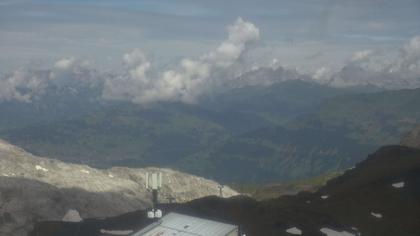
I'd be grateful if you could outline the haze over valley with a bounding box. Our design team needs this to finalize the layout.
[1,1,420,235]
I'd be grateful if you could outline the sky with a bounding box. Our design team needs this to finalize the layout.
[1,0,420,104]
[1,0,419,71]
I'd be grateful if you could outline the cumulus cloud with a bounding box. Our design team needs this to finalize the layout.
[350,50,376,63]
[54,57,76,70]
[0,18,260,104]
[103,21,419,103]
[1,19,419,104]
[49,57,100,89]
[206,17,260,67]
[122,49,148,67]
[102,17,260,104]
[0,69,49,102]
[0,57,99,102]
[102,49,154,102]
[399,36,420,70]
[314,35,420,89]
[313,67,332,82]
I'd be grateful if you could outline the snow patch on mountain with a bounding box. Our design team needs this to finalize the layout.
[286,227,302,235]
[320,228,355,236]
[35,165,48,172]
[392,182,405,188]
[371,212,383,218]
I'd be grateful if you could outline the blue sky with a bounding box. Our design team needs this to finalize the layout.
[1,0,420,72]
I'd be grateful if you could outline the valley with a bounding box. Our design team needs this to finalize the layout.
[1,79,419,183]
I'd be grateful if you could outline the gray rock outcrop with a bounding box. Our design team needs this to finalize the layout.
[0,139,237,236]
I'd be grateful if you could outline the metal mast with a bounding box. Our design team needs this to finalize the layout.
[146,172,163,219]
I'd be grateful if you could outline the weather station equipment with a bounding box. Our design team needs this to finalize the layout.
[145,172,163,219]
[218,184,224,197]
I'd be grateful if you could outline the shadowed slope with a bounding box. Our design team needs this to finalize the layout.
[31,145,420,236]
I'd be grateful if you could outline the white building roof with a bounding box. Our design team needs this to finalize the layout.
[132,212,238,236]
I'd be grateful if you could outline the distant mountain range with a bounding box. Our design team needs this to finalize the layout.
[30,143,420,236]
[0,75,419,183]
[0,139,236,236]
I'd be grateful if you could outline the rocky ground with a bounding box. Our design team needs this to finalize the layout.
[31,145,420,236]
[0,139,237,236]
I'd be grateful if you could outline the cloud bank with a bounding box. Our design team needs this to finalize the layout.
[1,17,420,104]
[0,57,99,102]
[0,69,48,102]
[102,17,260,104]
[314,36,420,89]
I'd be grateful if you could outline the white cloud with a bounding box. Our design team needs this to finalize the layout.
[0,69,48,102]
[102,49,154,103]
[54,57,76,70]
[313,67,332,82]
[206,17,260,67]
[122,49,148,67]
[50,57,100,87]
[399,36,420,70]
[0,56,102,102]
[102,17,260,104]
[350,50,376,63]
[321,35,420,89]
[1,22,420,104]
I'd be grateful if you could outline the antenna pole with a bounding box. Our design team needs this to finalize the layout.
[218,185,224,197]
[146,172,163,219]
[152,189,158,209]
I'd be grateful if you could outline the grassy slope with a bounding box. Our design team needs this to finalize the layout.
[293,88,420,145]
[231,171,342,200]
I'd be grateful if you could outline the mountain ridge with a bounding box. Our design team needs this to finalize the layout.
[1,79,419,182]
[30,144,420,236]
[0,139,237,236]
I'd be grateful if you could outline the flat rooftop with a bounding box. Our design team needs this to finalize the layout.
[132,212,238,236]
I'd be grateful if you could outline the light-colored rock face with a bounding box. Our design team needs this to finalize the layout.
[0,139,237,236]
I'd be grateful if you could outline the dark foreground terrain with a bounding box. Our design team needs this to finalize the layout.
[30,145,420,236]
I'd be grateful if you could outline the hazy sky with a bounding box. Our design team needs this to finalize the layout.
[1,0,420,72]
